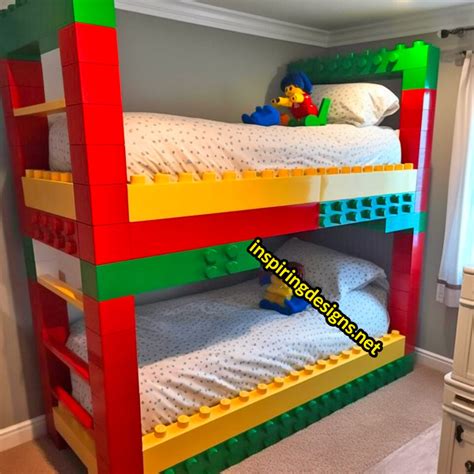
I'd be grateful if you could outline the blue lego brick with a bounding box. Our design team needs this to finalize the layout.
[319,193,415,229]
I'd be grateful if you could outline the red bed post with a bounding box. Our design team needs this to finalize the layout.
[0,59,71,447]
[0,59,49,230]
[58,23,143,473]
[389,88,437,352]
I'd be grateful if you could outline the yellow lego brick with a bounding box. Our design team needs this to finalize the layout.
[127,169,321,222]
[142,332,405,473]
[13,99,66,117]
[320,166,417,202]
[37,274,84,311]
[22,171,76,219]
[53,403,97,474]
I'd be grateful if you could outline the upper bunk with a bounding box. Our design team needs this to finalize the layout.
[0,1,439,294]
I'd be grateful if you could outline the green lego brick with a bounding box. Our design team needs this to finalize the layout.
[81,241,259,300]
[0,0,115,59]
[288,98,331,127]
[72,0,116,28]
[288,41,439,90]
[22,236,37,280]
[165,354,414,474]
[319,193,415,229]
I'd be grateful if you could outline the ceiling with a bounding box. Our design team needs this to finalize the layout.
[199,0,473,30]
[2,0,474,47]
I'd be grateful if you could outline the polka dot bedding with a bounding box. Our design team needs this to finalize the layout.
[49,112,401,182]
[67,279,389,434]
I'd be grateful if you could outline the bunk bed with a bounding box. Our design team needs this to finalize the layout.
[0,1,439,473]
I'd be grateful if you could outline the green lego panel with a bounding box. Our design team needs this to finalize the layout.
[81,241,259,301]
[22,236,37,280]
[0,0,115,59]
[319,193,415,228]
[165,354,414,474]
[288,41,440,90]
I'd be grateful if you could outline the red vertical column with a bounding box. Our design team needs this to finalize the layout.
[58,22,142,473]
[0,59,49,231]
[84,296,143,473]
[58,23,129,226]
[390,88,436,353]
[399,88,437,209]
[28,281,71,447]
[389,232,426,352]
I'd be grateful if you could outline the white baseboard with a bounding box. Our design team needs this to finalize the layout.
[0,415,46,453]
[415,347,453,374]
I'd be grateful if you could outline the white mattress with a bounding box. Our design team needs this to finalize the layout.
[67,279,389,434]
[49,113,401,181]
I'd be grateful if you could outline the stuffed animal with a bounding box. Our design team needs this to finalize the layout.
[241,71,331,127]
[259,262,309,316]
[271,71,319,121]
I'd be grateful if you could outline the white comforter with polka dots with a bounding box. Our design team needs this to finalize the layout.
[67,279,389,434]
[49,113,401,181]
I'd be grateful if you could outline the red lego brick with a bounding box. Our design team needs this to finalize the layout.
[53,386,94,430]
[389,288,421,314]
[400,89,437,111]
[87,330,139,370]
[4,85,45,110]
[26,209,79,257]
[84,296,136,336]
[66,104,124,146]
[400,107,435,131]
[85,294,142,473]
[0,60,44,88]
[390,270,421,292]
[59,23,120,67]
[390,231,426,354]
[400,128,434,168]
[388,307,417,352]
[63,62,122,106]
[130,203,319,261]
[4,115,49,149]
[74,183,129,225]
[77,204,318,264]
[9,143,49,175]
[77,222,132,264]
[70,144,127,186]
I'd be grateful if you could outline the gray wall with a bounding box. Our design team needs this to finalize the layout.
[117,11,322,121]
[0,12,321,429]
[327,32,473,358]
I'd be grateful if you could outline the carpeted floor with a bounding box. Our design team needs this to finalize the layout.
[366,422,442,474]
[0,365,444,474]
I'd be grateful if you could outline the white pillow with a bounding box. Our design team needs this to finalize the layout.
[276,237,386,301]
[312,83,399,127]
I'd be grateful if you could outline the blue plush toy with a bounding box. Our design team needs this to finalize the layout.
[241,104,281,126]
[258,262,309,316]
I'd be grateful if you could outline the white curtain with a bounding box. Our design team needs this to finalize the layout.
[437,50,474,307]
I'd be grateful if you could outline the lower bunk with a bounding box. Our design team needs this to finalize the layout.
[51,240,412,473]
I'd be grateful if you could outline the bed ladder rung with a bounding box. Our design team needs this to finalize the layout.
[13,98,66,117]
[37,274,84,311]
[53,386,94,430]
[44,339,90,383]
